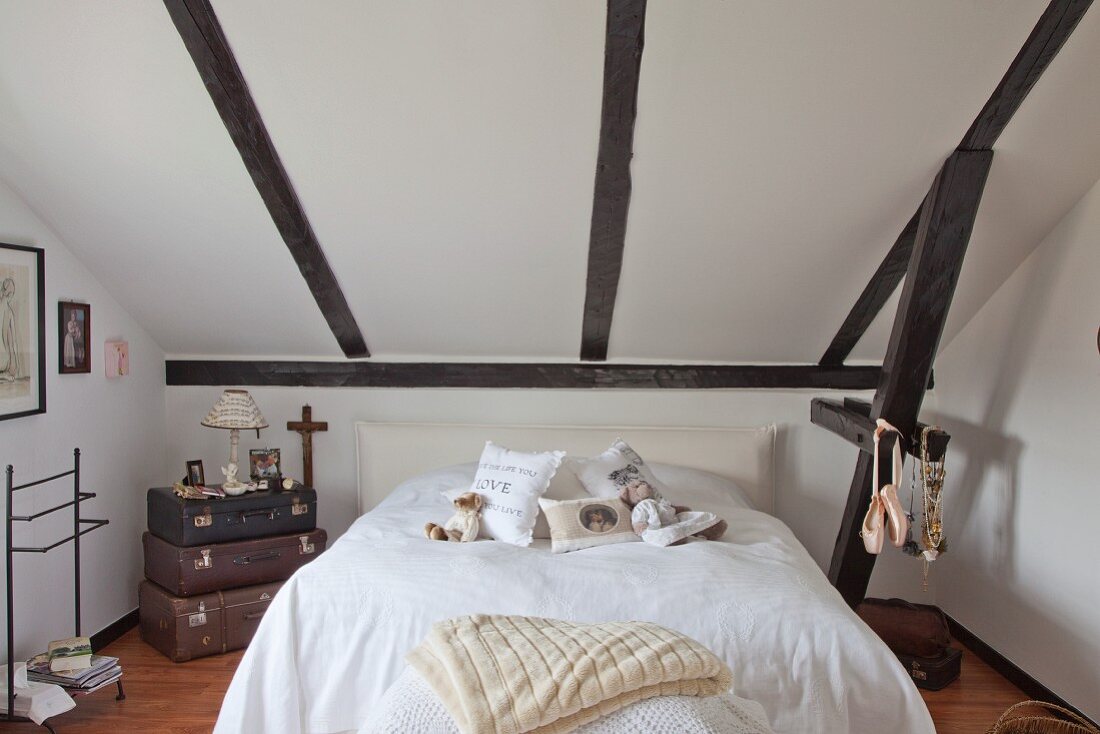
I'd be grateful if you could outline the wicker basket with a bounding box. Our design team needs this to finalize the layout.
[988,702,1100,734]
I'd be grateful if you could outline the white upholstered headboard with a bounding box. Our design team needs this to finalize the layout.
[355,422,776,516]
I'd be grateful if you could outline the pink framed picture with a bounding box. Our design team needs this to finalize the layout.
[105,340,128,378]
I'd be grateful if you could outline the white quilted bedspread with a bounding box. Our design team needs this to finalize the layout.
[214,463,934,734]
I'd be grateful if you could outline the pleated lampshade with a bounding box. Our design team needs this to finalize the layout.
[201,389,269,430]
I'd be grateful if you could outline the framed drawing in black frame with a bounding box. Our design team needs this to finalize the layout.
[58,301,91,374]
[0,242,45,421]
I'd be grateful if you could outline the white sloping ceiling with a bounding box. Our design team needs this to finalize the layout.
[209,0,603,359]
[0,0,341,357]
[0,1,1097,363]
[856,3,1100,361]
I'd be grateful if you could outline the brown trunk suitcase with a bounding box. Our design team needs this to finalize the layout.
[856,597,951,658]
[147,486,318,547]
[896,647,963,690]
[138,579,282,662]
[142,529,326,597]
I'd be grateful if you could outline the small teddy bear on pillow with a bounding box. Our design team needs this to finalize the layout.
[425,491,483,542]
[619,480,727,546]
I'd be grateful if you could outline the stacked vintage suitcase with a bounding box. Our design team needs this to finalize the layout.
[139,486,327,662]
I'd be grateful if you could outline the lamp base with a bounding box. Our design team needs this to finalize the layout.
[222,478,248,497]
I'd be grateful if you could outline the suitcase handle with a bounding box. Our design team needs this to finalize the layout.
[233,551,282,565]
[228,508,280,525]
[242,610,267,621]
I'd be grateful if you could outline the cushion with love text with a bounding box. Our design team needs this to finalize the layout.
[446,442,565,547]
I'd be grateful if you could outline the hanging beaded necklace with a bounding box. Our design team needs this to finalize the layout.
[902,425,947,591]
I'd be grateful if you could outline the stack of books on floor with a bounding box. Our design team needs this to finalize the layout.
[27,649,123,697]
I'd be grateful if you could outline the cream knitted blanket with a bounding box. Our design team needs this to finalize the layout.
[405,614,733,734]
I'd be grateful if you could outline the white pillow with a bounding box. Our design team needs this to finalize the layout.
[648,463,755,512]
[568,438,672,502]
[448,442,564,547]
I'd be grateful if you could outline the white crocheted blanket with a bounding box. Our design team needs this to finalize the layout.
[363,667,775,734]
[405,615,734,734]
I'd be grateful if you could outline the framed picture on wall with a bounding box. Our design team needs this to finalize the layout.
[58,301,91,374]
[0,242,45,421]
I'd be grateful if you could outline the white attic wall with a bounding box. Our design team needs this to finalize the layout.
[0,1,1097,362]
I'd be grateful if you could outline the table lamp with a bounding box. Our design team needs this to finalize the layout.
[201,389,268,493]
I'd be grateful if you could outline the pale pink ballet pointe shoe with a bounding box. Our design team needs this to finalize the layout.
[861,492,885,554]
[874,419,910,548]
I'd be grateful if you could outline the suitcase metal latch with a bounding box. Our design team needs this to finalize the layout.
[195,549,213,570]
[194,511,213,528]
[910,663,927,681]
[189,612,207,628]
[291,501,308,516]
[299,536,315,555]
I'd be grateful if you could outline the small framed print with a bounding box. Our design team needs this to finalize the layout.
[249,448,281,482]
[58,301,91,374]
[105,340,128,377]
[186,460,205,487]
[1,243,45,421]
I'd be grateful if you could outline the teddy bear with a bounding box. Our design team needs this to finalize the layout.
[425,491,483,542]
[619,480,727,546]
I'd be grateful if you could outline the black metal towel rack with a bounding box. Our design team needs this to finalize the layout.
[4,448,123,733]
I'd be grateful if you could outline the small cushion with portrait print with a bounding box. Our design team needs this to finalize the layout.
[537,496,640,554]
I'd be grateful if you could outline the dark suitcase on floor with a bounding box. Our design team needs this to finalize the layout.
[138,579,282,662]
[142,529,327,597]
[897,647,963,690]
[147,486,317,547]
[856,597,951,658]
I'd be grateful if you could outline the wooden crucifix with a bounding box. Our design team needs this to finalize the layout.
[287,405,327,488]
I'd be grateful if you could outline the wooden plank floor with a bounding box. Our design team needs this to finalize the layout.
[18,629,1027,733]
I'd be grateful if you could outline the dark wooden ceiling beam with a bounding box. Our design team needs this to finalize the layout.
[579,0,647,361]
[827,149,993,606]
[819,0,1091,366]
[959,0,1093,151]
[166,360,881,390]
[163,0,369,358]
[810,397,949,462]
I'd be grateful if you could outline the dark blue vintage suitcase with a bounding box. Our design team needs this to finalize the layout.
[147,486,317,547]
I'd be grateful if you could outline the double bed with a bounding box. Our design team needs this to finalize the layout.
[213,422,934,734]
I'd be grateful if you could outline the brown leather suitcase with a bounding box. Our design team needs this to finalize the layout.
[897,647,963,690]
[139,580,282,662]
[856,597,950,658]
[147,486,317,547]
[142,529,326,597]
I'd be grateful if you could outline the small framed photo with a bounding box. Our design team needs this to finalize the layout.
[105,340,128,377]
[58,302,91,374]
[249,448,281,482]
[186,460,205,487]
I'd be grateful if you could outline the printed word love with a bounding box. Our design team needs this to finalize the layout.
[475,478,513,494]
